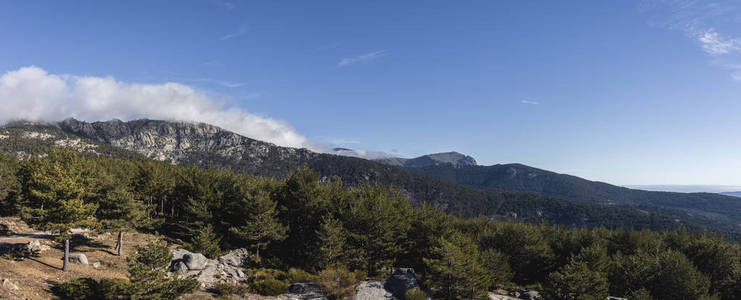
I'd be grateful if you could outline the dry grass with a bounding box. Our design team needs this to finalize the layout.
[0,221,167,300]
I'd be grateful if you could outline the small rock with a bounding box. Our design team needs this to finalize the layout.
[520,290,540,299]
[92,262,101,268]
[289,283,323,295]
[488,292,519,300]
[2,278,19,291]
[65,253,89,265]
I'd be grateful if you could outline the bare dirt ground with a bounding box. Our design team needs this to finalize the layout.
[0,217,218,300]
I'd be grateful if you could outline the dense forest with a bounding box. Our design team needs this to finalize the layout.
[1,149,740,299]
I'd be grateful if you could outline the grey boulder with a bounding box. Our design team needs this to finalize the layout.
[353,281,396,300]
[66,253,88,265]
[183,253,208,270]
[218,248,251,268]
[384,268,421,299]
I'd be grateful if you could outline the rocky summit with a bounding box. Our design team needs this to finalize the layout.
[375,151,477,168]
[58,118,318,177]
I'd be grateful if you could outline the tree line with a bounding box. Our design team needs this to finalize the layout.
[0,149,740,299]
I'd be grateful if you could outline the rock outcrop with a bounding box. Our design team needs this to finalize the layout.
[279,283,327,300]
[169,248,249,288]
[384,268,421,299]
[353,281,394,300]
[353,268,426,300]
[0,240,51,258]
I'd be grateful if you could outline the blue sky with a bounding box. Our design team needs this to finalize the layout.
[0,0,740,186]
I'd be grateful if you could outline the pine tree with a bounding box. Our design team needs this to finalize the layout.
[542,260,609,300]
[0,151,19,214]
[132,161,175,219]
[18,149,99,272]
[346,184,412,276]
[97,186,147,256]
[424,231,493,300]
[316,215,348,268]
[186,224,222,259]
[126,241,200,299]
[229,190,286,262]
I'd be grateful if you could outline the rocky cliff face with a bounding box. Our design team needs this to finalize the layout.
[58,118,319,177]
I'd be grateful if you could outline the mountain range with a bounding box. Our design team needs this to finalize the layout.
[2,118,741,239]
[723,192,741,198]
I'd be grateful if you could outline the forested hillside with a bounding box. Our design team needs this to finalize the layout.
[1,149,740,299]
[402,163,741,232]
[0,120,724,237]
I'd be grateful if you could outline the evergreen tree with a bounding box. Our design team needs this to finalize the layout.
[97,185,147,256]
[316,215,348,268]
[126,241,200,299]
[272,167,330,270]
[0,151,19,214]
[424,231,493,300]
[132,161,175,219]
[542,260,609,300]
[229,189,286,263]
[18,149,99,272]
[186,224,222,259]
[345,184,412,276]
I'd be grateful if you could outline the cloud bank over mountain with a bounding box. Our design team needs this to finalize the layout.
[0,66,318,150]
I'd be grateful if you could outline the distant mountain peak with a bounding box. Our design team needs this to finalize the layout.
[375,151,477,168]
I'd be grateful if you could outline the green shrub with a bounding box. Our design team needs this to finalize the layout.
[55,278,100,300]
[254,278,290,296]
[247,268,290,296]
[405,288,428,300]
[287,268,318,283]
[214,282,250,296]
[318,266,366,300]
[98,278,130,299]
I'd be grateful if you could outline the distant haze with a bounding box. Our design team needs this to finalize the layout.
[625,185,741,194]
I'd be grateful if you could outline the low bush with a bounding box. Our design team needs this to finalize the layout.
[405,288,428,300]
[213,282,251,296]
[247,268,290,296]
[287,268,318,283]
[318,265,366,300]
[55,278,100,300]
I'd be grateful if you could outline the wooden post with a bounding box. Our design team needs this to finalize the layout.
[117,231,123,256]
[63,239,69,272]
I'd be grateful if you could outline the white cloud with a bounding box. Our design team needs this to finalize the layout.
[641,0,741,79]
[337,50,387,67]
[213,0,236,10]
[0,66,316,150]
[220,27,248,40]
[731,71,741,81]
[520,100,539,105]
[696,29,740,55]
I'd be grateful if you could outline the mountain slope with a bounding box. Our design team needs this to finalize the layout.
[403,163,741,222]
[1,118,735,239]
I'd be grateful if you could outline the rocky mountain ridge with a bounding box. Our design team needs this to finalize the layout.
[375,151,477,168]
